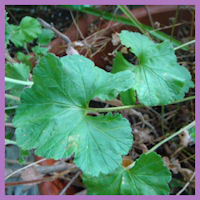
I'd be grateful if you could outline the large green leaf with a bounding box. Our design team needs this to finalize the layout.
[112,31,194,106]
[32,46,49,56]
[83,152,171,195]
[13,53,134,176]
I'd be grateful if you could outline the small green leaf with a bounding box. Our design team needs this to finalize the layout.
[13,53,134,176]
[19,149,30,164]
[83,152,171,195]
[189,127,195,141]
[9,25,25,47]
[32,46,49,56]
[38,29,54,46]
[114,31,194,106]
[20,16,42,42]
[10,16,42,47]
[17,52,32,68]
[120,89,136,105]
[5,11,11,46]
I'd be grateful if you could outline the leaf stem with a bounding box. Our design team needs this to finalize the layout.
[5,94,20,102]
[88,96,195,113]
[87,104,144,113]
[172,95,195,104]
[5,106,18,110]
[147,120,195,154]
[174,39,195,50]
[5,77,33,86]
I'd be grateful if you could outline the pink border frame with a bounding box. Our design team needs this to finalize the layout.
[1,0,199,199]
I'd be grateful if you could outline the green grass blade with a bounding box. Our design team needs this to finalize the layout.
[62,5,188,51]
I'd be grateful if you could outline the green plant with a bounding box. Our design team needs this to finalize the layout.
[5,14,195,195]
[5,14,54,97]
[112,31,194,106]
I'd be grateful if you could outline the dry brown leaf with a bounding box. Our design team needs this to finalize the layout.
[179,130,192,147]
[180,168,193,181]
[111,32,120,46]
[163,157,181,174]
[133,127,153,143]
[73,41,84,47]
[120,47,128,54]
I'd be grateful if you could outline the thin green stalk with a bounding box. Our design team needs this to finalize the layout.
[161,105,165,135]
[5,77,33,86]
[89,96,195,113]
[174,40,195,51]
[127,120,195,170]
[87,104,144,113]
[5,106,18,110]
[5,139,17,145]
[147,120,195,154]
[118,5,146,35]
[5,94,20,102]
[171,6,179,39]
[172,96,195,104]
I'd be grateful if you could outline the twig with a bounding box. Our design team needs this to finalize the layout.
[161,105,165,135]
[179,154,195,163]
[190,10,195,38]
[75,189,87,195]
[176,172,195,195]
[128,109,158,137]
[6,177,53,187]
[5,160,75,178]
[150,22,184,32]
[59,171,81,195]
[5,49,16,64]
[144,5,155,28]
[37,18,72,45]
[5,166,78,187]
[171,6,180,38]
[69,11,86,42]
[5,158,46,180]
